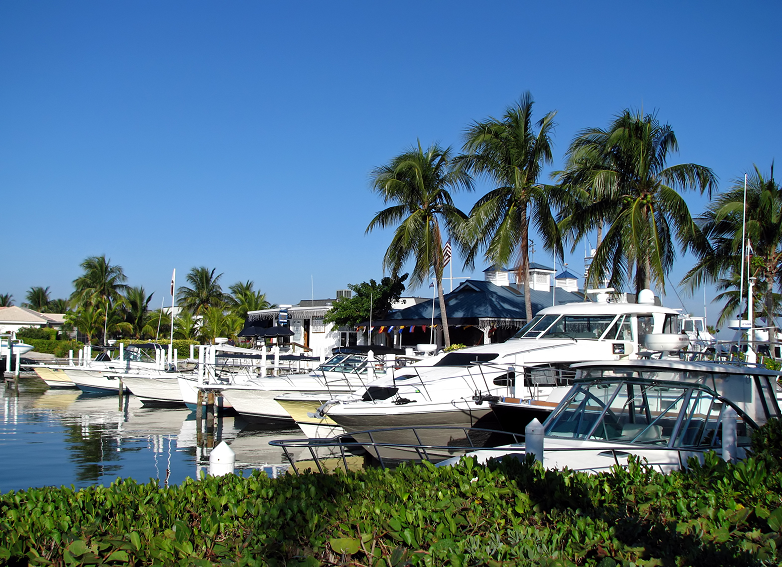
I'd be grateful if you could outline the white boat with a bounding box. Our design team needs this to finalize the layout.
[219,347,408,423]
[0,337,34,359]
[64,343,171,395]
[438,358,782,472]
[121,372,184,405]
[322,290,693,443]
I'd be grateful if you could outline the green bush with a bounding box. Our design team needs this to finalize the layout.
[1,451,782,565]
[21,338,83,358]
[15,326,58,341]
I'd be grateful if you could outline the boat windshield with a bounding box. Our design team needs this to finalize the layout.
[513,314,618,340]
[318,353,367,373]
[544,369,778,448]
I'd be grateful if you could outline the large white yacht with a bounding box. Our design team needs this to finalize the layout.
[320,290,689,442]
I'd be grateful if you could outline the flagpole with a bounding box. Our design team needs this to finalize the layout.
[738,174,747,353]
[169,269,176,349]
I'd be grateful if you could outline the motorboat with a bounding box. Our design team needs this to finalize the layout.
[218,346,409,422]
[64,343,172,394]
[438,358,782,472]
[320,290,695,443]
[0,336,34,359]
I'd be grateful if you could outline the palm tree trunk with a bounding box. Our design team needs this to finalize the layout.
[520,206,533,322]
[437,278,451,348]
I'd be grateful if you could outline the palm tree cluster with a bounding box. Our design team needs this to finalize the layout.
[8,256,276,345]
[369,92,776,347]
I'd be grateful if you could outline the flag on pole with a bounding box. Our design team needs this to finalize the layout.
[170,269,176,297]
[443,239,452,267]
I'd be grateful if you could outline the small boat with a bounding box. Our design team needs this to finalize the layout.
[438,358,782,472]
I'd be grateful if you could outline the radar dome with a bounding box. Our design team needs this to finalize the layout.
[637,289,655,305]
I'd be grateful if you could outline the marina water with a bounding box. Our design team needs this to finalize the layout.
[0,376,302,493]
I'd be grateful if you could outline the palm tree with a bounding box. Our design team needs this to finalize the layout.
[558,110,717,296]
[228,281,274,320]
[64,305,104,345]
[683,165,782,334]
[199,306,242,344]
[124,286,155,338]
[70,255,128,309]
[459,92,559,321]
[0,294,12,307]
[22,286,51,312]
[101,299,133,340]
[368,142,472,348]
[174,310,199,340]
[48,298,69,313]
[177,267,226,315]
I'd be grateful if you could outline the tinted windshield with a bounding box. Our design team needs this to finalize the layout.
[514,314,617,340]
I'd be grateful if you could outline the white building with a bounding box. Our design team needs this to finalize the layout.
[0,306,65,335]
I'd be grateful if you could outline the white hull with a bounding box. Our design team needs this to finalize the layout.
[177,377,234,412]
[122,374,184,404]
[64,368,124,394]
[218,387,290,420]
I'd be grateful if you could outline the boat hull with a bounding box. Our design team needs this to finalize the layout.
[33,367,77,388]
[274,396,345,438]
[122,375,184,405]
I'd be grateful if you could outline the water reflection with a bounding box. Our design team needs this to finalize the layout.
[0,377,305,492]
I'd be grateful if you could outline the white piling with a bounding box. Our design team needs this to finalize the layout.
[189,344,194,360]
[68,350,74,366]
[14,352,21,378]
[119,342,124,363]
[261,345,267,376]
[525,418,544,465]
[722,407,738,462]
[197,345,206,386]
[367,350,375,381]
[209,441,235,476]
[272,346,280,376]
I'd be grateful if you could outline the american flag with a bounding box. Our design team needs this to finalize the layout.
[443,239,451,267]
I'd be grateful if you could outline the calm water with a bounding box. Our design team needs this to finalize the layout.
[0,375,305,493]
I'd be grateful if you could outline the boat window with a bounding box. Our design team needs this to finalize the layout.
[319,353,367,373]
[676,391,724,448]
[603,315,632,341]
[434,352,498,366]
[663,315,678,334]
[542,315,617,339]
[513,315,558,338]
[637,315,653,344]
[546,383,621,439]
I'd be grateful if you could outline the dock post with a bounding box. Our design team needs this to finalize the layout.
[722,407,738,462]
[525,418,544,465]
[206,390,215,449]
[68,350,73,366]
[273,346,280,376]
[196,388,204,447]
[118,377,124,409]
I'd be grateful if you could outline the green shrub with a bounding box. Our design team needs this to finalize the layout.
[1,454,782,565]
[15,326,58,340]
[21,338,83,357]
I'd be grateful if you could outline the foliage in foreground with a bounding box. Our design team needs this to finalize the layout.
[2,450,782,566]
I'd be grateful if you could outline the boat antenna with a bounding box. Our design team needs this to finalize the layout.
[169,269,176,352]
[737,173,747,354]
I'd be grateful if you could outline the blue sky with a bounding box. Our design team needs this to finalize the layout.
[1,2,779,326]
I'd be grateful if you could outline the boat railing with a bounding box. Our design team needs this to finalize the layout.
[269,426,729,475]
[269,425,525,474]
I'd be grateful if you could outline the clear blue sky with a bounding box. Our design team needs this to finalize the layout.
[1,2,779,326]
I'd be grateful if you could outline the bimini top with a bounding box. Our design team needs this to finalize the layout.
[571,358,782,378]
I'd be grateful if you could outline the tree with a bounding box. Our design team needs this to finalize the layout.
[367,142,472,348]
[227,280,274,320]
[459,92,559,322]
[48,298,69,313]
[199,306,241,344]
[558,110,717,296]
[0,294,12,307]
[22,286,51,312]
[123,286,155,338]
[100,299,133,340]
[177,267,226,315]
[64,305,104,345]
[324,274,408,333]
[174,310,199,340]
[683,165,782,333]
[70,255,128,309]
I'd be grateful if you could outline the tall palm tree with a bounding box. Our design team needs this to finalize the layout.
[558,110,717,296]
[177,267,227,315]
[174,310,199,341]
[22,286,51,312]
[683,165,782,333]
[368,142,472,348]
[70,255,128,309]
[459,92,559,321]
[0,294,12,307]
[228,280,274,320]
[64,305,104,345]
[123,286,155,338]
